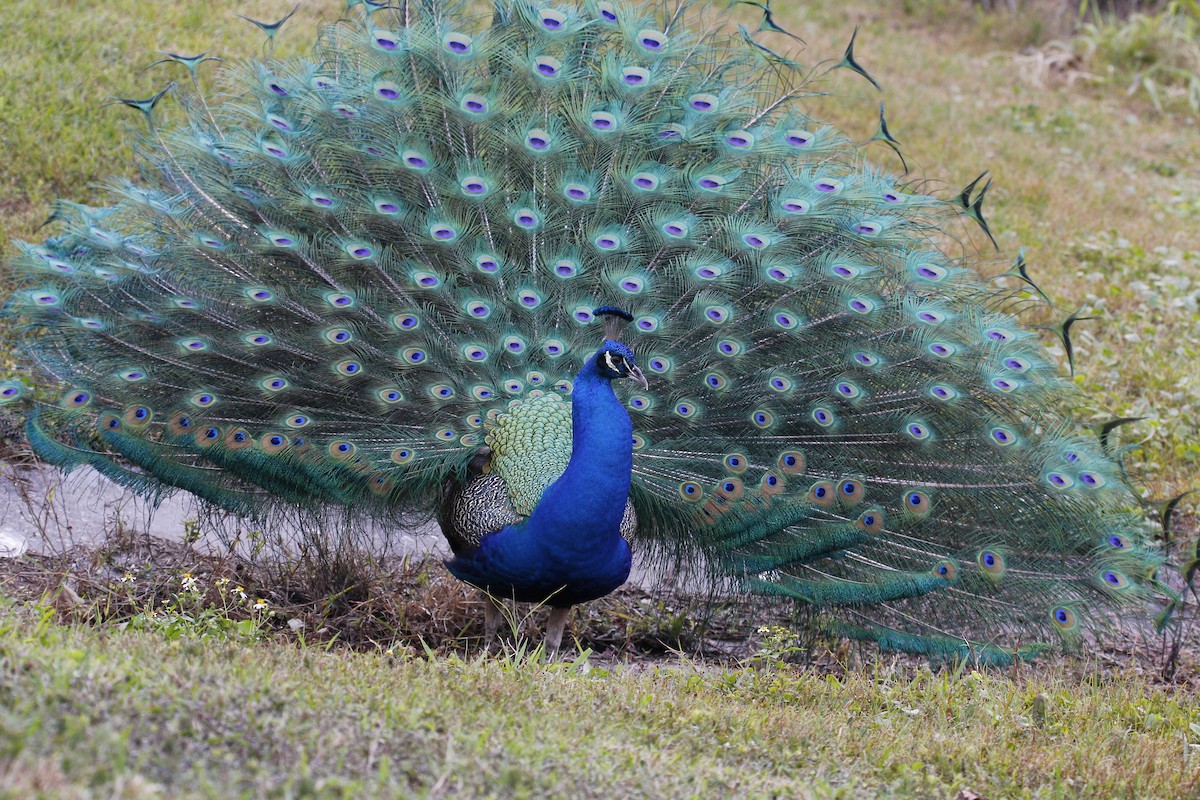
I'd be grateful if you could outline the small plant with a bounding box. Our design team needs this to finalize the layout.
[119,571,269,642]
[748,624,805,668]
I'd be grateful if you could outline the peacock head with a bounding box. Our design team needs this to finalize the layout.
[595,340,648,389]
[592,306,648,389]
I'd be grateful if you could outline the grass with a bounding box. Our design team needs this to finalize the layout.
[2,598,1199,799]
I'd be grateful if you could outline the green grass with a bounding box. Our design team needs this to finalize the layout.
[2,600,1199,799]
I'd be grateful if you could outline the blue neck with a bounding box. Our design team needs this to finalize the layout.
[527,352,632,546]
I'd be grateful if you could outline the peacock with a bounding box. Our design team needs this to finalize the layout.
[0,0,1169,661]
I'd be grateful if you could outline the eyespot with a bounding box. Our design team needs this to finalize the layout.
[516,290,542,309]
[1050,606,1079,632]
[460,93,489,115]
[378,388,404,404]
[914,264,948,282]
[452,176,489,199]
[246,287,274,302]
[703,305,730,324]
[751,409,774,428]
[372,29,400,50]
[534,56,563,78]
[1005,356,1035,372]
[621,66,650,87]
[778,451,806,475]
[62,389,91,408]
[723,453,749,473]
[853,352,880,368]
[929,384,958,401]
[1099,570,1130,591]
[834,381,861,400]
[988,426,1017,446]
[704,372,728,391]
[286,414,311,429]
[768,263,796,283]
[1079,471,1105,488]
[678,481,704,501]
[933,560,959,581]
[402,150,430,170]
[811,407,835,427]
[657,124,686,141]
[326,293,355,309]
[977,550,1006,579]
[814,179,842,194]
[374,198,402,214]
[540,9,567,30]
[903,490,930,517]
[123,405,152,426]
[674,401,697,418]
[261,376,289,392]
[476,255,501,273]
[1107,533,1129,550]
[807,481,835,507]
[991,377,1019,393]
[443,32,473,54]
[525,129,551,152]
[779,198,810,214]
[647,356,671,374]
[839,479,864,505]
[916,310,946,325]
[261,433,289,453]
[324,328,354,345]
[597,2,619,22]
[856,508,885,534]
[119,369,147,382]
[616,275,645,294]
[173,298,199,309]
[543,339,566,357]
[502,335,527,354]
[715,340,741,358]
[178,338,208,353]
[637,28,667,51]
[627,394,652,412]
[335,360,363,377]
[513,208,541,229]
[573,307,595,325]
[328,440,357,460]
[374,81,403,101]
[760,472,785,496]
[768,375,793,393]
[590,111,618,131]
[848,298,875,314]
[773,311,800,330]
[190,392,216,408]
[688,93,718,112]
[197,425,222,445]
[928,342,956,358]
[631,172,659,192]
[563,183,591,203]
[662,221,689,238]
[853,221,882,237]
[985,328,1014,343]
[716,478,743,501]
[393,313,420,331]
[904,421,931,441]
[402,347,427,364]
[471,385,495,401]
[1046,472,1073,489]
[785,129,813,148]
[724,130,754,149]
[832,264,860,280]
[391,447,415,464]
[308,191,335,208]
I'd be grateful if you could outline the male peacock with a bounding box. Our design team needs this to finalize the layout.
[1,0,1167,661]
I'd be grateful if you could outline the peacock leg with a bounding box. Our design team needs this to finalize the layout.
[482,592,504,649]
[545,607,571,654]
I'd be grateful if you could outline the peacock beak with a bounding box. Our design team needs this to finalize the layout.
[628,365,648,390]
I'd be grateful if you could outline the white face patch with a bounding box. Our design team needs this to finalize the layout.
[604,351,620,372]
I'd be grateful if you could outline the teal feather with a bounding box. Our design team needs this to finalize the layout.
[2,0,1167,659]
